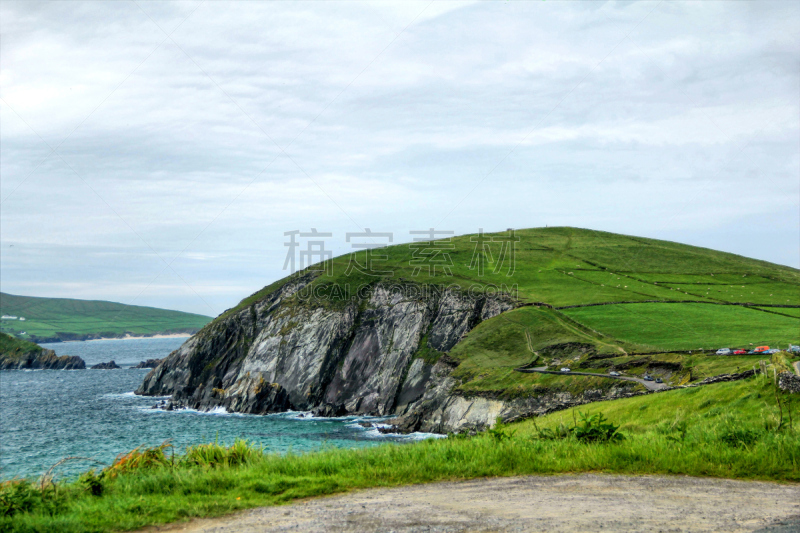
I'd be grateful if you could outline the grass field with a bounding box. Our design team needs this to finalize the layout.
[561,303,799,352]
[4,376,798,533]
[0,293,211,342]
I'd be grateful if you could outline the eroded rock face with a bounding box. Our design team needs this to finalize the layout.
[136,277,516,431]
[390,382,640,434]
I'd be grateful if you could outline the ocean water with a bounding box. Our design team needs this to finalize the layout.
[0,337,438,480]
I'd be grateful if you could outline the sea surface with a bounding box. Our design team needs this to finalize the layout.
[0,337,438,480]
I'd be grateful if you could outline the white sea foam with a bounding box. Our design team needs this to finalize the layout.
[102,391,137,399]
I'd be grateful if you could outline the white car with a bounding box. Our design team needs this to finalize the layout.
[560,367,571,372]
[789,345,800,353]
[609,371,620,376]
[716,348,732,355]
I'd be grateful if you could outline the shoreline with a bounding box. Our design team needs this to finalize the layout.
[60,333,193,343]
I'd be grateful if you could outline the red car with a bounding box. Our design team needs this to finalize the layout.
[733,349,747,355]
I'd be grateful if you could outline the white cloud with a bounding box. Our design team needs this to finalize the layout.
[1,0,798,315]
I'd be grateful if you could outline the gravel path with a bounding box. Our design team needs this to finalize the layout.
[140,474,799,533]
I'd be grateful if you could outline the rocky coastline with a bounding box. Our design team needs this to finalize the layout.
[0,348,85,370]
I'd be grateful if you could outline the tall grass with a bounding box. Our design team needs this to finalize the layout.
[3,378,798,533]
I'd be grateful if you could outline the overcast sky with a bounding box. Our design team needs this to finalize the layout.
[1,0,798,316]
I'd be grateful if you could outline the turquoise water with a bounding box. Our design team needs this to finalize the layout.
[0,338,435,480]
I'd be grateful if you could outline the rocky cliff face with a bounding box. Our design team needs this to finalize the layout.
[136,275,521,431]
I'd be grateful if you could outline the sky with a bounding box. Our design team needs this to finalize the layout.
[1,0,798,317]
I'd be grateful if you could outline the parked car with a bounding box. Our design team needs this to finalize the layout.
[754,346,770,353]
[643,375,654,381]
[716,348,732,355]
[733,349,747,355]
[609,371,620,376]
[765,349,780,354]
[655,378,663,384]
[560,367,571,372]
[789,345,800,353]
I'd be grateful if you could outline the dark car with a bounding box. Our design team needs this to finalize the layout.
[655,378,663,384]
[643,375,654,381]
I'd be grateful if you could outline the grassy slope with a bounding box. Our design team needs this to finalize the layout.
[0,293,212,341]
[6,377,799,533]
[0,332,43,360]
[219,227,800,319]
[562,303,800,351]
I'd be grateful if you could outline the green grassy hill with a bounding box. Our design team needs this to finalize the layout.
[221,226,799,394]
[0,293,212,343]
[0,332,44,359]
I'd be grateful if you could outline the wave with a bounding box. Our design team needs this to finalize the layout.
[136,404,250,417]
[102,391,137,399]
[273,410,443,440]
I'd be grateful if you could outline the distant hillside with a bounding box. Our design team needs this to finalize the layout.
[0,293,211,343]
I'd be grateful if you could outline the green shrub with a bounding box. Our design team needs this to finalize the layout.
[719,427,761,448]
[486,419,516,442]
[572,412,624,443]
[78,470,104,497]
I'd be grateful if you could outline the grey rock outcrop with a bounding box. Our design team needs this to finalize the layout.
[91,360,121,369]
[136,276,517,431]
[0,349,85,370]
[133,358,163,369]
[778,371,800,393]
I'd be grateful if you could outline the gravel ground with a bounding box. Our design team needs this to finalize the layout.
[140,474,800,533]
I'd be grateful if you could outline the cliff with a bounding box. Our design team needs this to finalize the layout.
[137,275,533,429]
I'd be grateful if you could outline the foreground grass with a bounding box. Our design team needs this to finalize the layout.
[4,377,798,533]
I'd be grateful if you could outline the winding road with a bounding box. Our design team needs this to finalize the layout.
[514,367,671,391]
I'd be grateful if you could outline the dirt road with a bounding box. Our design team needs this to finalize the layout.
[515,367,670,391]
[141,474,799,533]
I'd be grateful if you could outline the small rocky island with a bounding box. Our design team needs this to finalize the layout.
[132,358,163,369]
[91,360,121,369]
[0,332,85,370]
